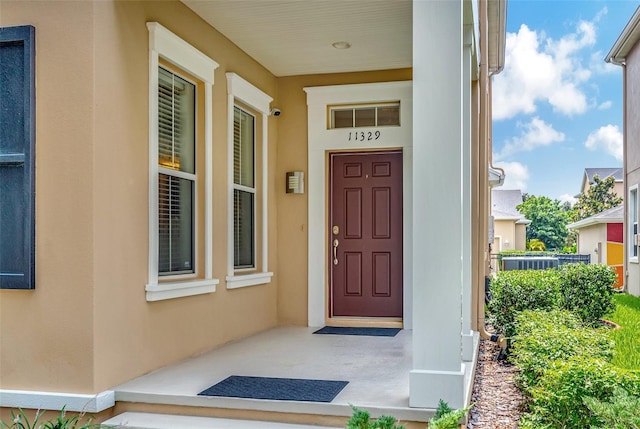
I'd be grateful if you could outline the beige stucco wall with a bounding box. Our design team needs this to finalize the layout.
[492,219,523,251]
[514,223,527,250]
[0,0,414,394]
[575,224,606,265]
[0,0,280,393]
[0,0,97,393]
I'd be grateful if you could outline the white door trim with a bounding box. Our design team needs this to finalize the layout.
[304,81,413,328]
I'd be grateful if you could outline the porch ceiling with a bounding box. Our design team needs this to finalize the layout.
[181,0,412,77]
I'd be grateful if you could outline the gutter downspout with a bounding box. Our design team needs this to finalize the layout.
[605,55,627,291]
[477,0,507,351]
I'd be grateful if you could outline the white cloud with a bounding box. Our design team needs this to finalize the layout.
[584,124,623,161]
[495,117,565,160]
[493,14,602,120]
[494,161,529,191]
[559,193,578,206]
[598,100,612,110]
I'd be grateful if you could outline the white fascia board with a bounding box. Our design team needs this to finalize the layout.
[606,6,640,65]
[567,217,621,230]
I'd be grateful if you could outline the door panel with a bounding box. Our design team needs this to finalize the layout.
[330,151,403,318]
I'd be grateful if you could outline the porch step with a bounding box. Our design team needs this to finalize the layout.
[101,412,344,429]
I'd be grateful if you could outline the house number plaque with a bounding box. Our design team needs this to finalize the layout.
[348,130,382,142]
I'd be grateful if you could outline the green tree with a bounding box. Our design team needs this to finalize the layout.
[517,195,570,251]
[572,174,622,221]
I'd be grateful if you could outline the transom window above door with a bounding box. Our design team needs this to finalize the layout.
[329,103,400,129]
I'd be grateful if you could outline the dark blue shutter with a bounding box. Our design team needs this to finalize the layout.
[0,25,35,289]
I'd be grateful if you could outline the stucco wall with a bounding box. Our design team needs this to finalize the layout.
[0,0,281,393]
[626,40,640,296]
[492,219,515,251]
[576,224,606,265]
[514,224,527,250]
[0,0,97,393]
[0,0,414,394]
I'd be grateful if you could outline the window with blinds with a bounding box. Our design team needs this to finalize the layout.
[233,106,255,269]
[158,67,196,275]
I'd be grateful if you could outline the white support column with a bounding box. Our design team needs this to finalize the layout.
[410,0,465,409]
[461,25,474,362]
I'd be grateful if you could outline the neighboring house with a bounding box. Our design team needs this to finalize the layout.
[607,5,640,296]
[567,205,625,290]
[580,167,624,198]
[491,189,530,253]
[0,0,507,424]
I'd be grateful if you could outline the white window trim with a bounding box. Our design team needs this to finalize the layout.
[226,73,273,289]
[629,184,638,264]
[146,22,219,301]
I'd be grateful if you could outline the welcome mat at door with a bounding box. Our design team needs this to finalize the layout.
[313,326,401,337]
[198,375,349,402]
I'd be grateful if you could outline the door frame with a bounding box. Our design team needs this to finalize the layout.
[304,81,413,328]
[328,150,404,321]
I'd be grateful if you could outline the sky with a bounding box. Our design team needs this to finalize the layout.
[492,0,639,204]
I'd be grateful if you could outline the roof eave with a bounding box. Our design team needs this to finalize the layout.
[606,6,640,66]
[567,217,622,230]
[487,0,507,74]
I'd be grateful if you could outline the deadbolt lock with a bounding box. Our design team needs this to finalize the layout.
[332,225,340,235]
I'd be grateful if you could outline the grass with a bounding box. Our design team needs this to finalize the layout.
[607,293,640,370]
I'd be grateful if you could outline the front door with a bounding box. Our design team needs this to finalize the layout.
[329,151,403,318]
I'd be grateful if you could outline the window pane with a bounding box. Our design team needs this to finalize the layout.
[377,106,400,126]
[332,109,353,129]
[234,189,255,268]
[354,108,375,127]
[158,67,195,174]
[159,174,193,275]
[233,107,254,187]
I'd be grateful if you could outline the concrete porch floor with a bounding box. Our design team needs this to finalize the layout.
[112,327,477,426]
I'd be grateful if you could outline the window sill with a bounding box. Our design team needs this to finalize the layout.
[630,257,639,264]
[226,272,273,289]
[146,278,219,302]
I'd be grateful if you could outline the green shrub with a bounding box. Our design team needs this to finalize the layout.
[519,356,640,429]
[511,310,613,391]
[584,386,640,429]
[488,270,562,337]
[527,239,546,251]
[427,400,472,429]
[559,263,617,326]
[345,406,405,429]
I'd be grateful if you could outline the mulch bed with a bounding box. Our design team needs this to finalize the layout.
[466,337,526,429]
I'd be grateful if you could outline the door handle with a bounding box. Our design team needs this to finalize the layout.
[333,239,339,265]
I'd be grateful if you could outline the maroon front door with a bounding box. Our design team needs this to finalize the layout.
[329,151,403,318]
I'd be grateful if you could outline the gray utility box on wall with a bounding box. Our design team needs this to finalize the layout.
[502,257,559,271]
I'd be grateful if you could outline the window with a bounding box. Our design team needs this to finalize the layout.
[233,107,255,269]
[631,186,638,261]
[158,67,196,275]
[146,22,219,301]
[226,73,273,289]
[330,103,400,129]
[0,25,35,290]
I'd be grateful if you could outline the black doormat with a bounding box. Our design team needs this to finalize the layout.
[313,326,401,337]
[198,375,348,402]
